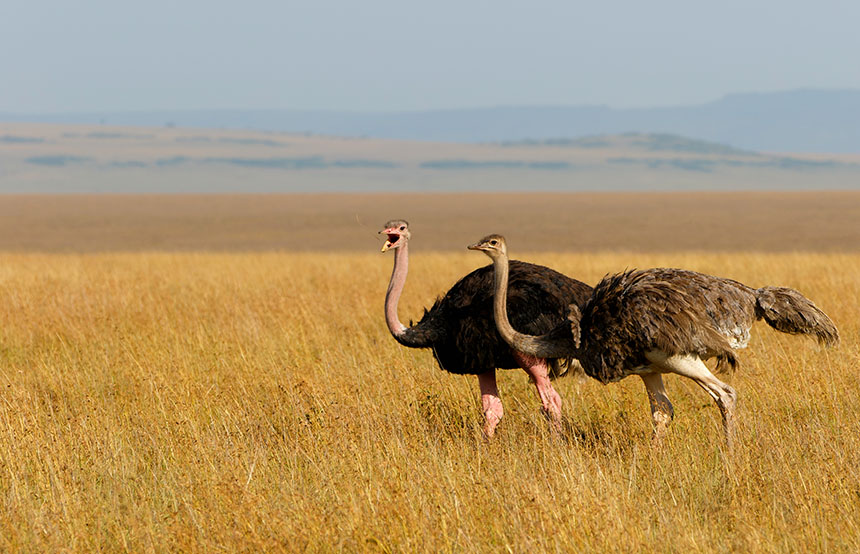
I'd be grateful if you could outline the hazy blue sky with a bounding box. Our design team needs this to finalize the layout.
[2,0,859,113]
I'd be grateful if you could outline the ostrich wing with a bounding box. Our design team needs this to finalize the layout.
[577,269,757,383]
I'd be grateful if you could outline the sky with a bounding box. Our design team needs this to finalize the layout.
[2,0,859,113]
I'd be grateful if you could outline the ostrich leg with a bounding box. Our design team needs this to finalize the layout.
[477,370,503,438]
[512,351,563,432]
[640,373,674,443]
[647,352,737,452]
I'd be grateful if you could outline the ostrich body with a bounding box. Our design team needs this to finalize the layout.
[470,234,839,449]
[381,220,592,437]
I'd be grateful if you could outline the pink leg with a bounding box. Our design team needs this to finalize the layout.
[477,370,503,439]
[511,351,563,432]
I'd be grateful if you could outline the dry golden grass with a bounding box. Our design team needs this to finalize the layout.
[0,250,858,552]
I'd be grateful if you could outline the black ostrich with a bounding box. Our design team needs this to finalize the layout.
[380,220,592,437]
[470,234,839,449]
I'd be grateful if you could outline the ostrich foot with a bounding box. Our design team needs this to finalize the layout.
[651,411,672,446]
[540,406,563,436]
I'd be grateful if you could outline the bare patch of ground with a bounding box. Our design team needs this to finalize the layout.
[0,191,858,252]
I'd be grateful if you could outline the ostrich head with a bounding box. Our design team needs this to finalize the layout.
[380,219,410,252]
[467,234,507,259]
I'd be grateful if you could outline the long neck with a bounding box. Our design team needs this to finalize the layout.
[385,241,410,337]
[383,243,437,348]
[491,251,575,359]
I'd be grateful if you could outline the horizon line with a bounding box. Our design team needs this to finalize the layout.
[2,87,858,117]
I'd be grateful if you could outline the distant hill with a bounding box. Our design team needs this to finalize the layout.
[1,123,858,193]
[2,90,859,153]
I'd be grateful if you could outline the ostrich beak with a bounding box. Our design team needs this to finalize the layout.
[380,229,398,252]
[467,241,482,251]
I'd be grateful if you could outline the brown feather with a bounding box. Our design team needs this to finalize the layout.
[755,287,839,346]
[570,268,837,383]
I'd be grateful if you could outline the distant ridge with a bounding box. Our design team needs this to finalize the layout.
[2,89,859,153]
[2,124,858,193]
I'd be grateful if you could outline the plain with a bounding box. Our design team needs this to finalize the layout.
[0,249,857,552]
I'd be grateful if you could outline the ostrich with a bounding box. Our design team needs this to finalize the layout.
[469,234,839,449]
[380,220,592,437]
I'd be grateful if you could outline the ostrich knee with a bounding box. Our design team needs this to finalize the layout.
[512,351,563,431]
[651,352,738,451]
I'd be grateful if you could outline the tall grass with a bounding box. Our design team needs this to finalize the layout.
[0,251,857,552]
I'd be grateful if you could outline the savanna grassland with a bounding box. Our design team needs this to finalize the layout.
[1,245,858,552]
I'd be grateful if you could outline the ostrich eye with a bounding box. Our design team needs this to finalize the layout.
[490,240,497,246]
[399,226,405,231]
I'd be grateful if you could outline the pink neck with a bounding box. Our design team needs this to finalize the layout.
[385,241,409,337]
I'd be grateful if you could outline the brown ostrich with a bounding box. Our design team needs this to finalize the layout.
[381,220,592,437]
[470,234,839,449]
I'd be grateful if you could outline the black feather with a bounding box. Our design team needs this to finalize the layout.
[405,260,592,375]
